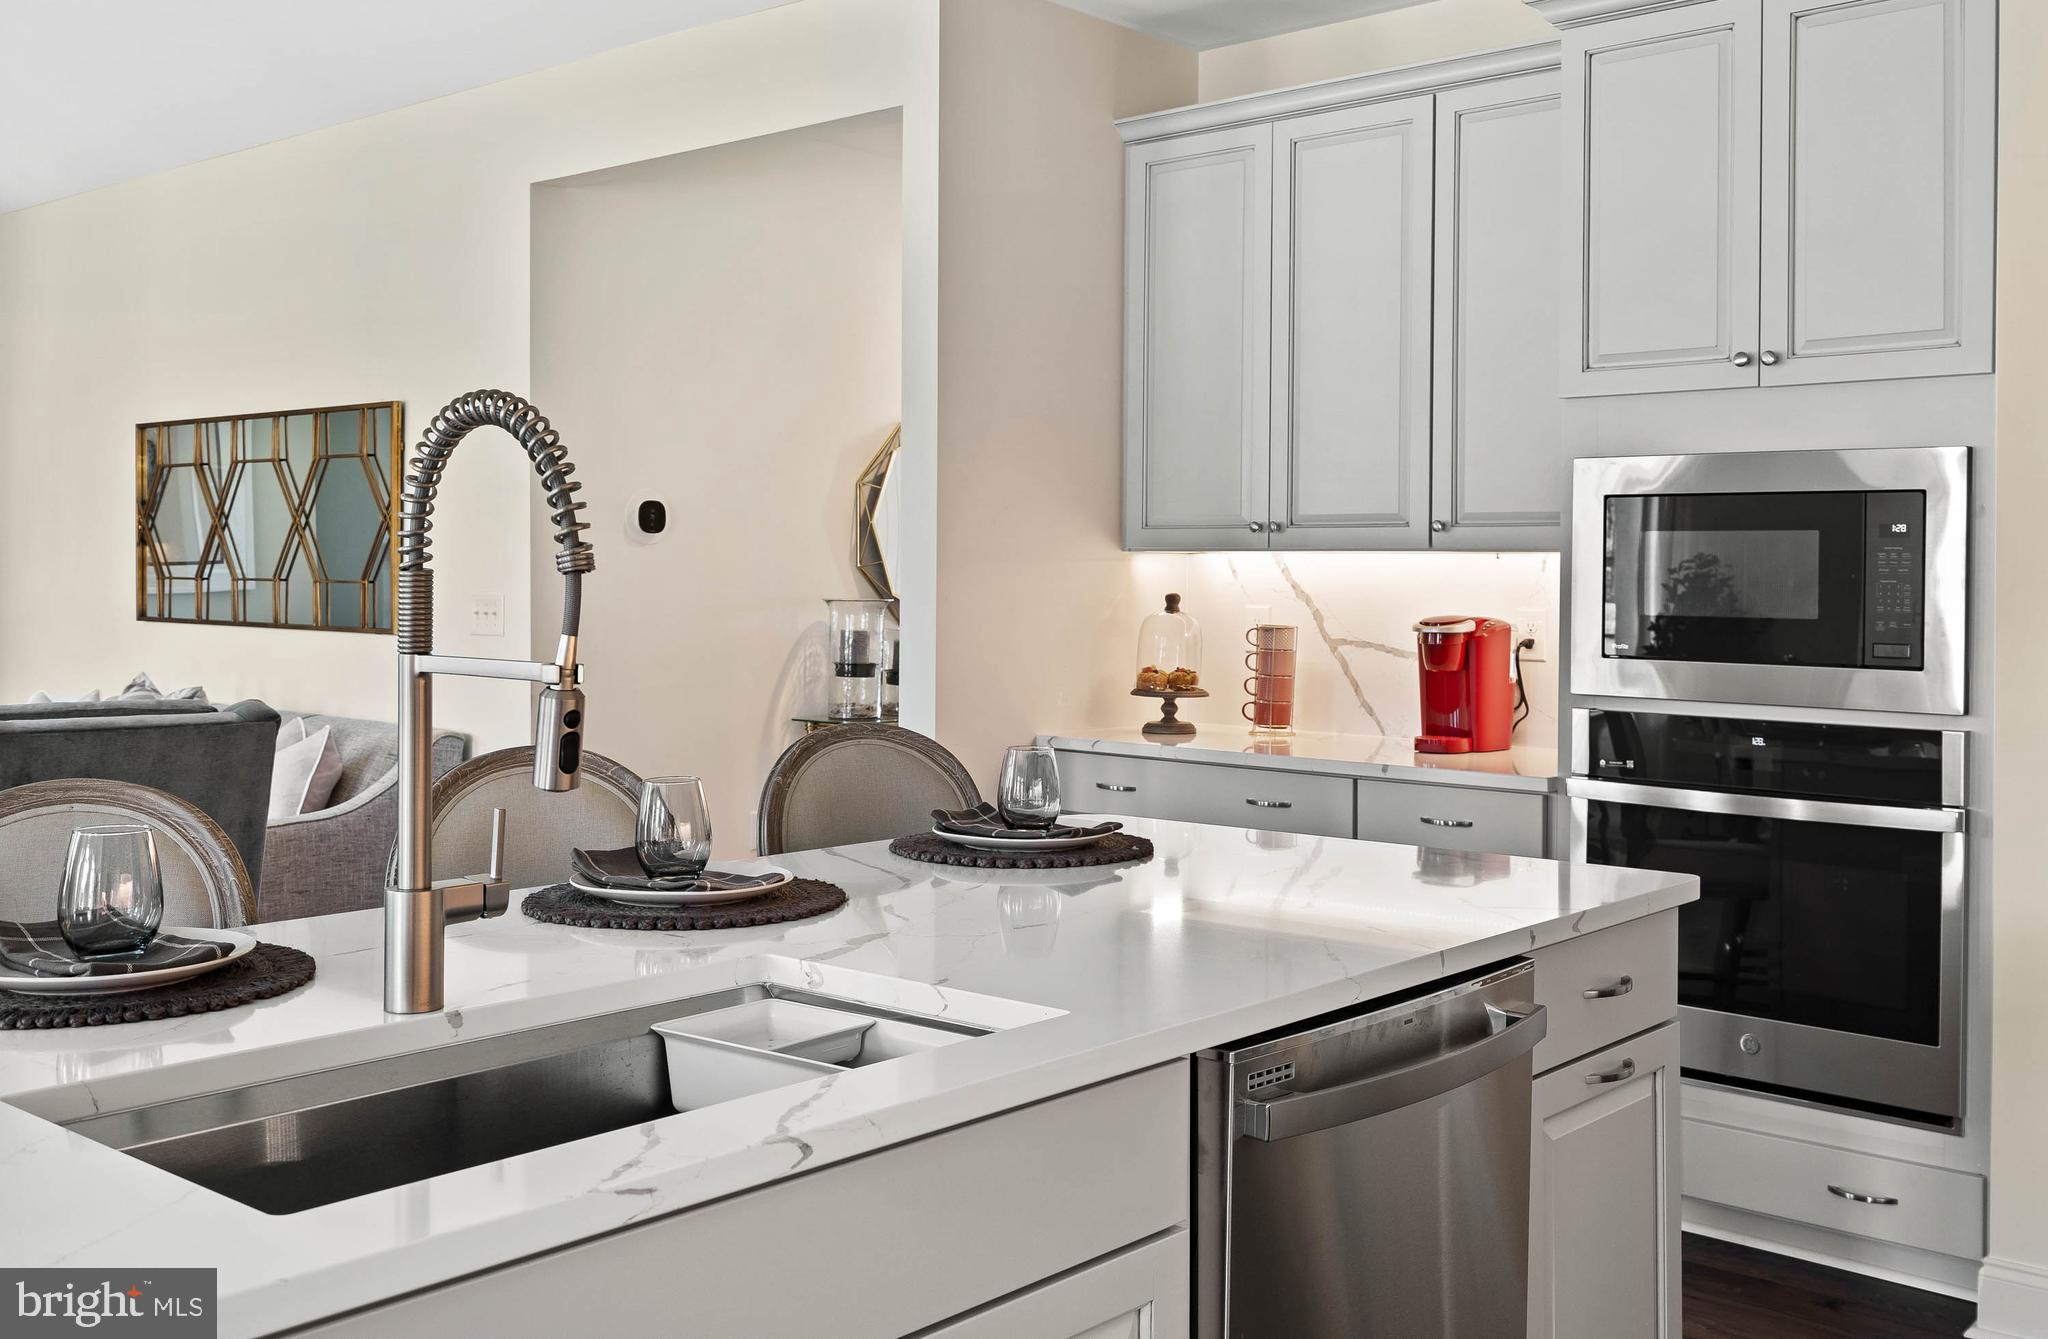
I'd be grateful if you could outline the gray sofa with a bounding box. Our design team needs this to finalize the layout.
[0,699,280,890]
[259,710,467,922]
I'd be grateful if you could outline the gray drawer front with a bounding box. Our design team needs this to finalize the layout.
[1053,750,1353,838]
[1052,750,1183,820]
[1530,911,1678,1075]
[1170,762,1354,837]
[1355,778,1548,856]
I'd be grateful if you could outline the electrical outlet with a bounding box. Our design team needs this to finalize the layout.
[1514,615,1545,661]
[471,594,505,638]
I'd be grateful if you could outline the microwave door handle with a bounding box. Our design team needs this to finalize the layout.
[1236,1006,1547,1142]
[1565,779,1965,834]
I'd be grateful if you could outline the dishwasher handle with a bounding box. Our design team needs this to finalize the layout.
[1237,1005,1547,1142]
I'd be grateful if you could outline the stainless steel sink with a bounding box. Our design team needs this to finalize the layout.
[52,986,986,1216]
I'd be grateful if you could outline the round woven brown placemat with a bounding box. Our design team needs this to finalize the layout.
[0,942,316,1030]
[521,879,849,931]
[889,832,1154,870]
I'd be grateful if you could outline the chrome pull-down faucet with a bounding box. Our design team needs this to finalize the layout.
[385,390,595,1015]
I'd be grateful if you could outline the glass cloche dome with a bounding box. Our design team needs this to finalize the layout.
[1134,593,1203,692]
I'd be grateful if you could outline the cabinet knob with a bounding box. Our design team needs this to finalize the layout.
[1732,351,1755,368]
[1430,520,1447,533]
[1268,521,1285,534]
[1760,350,1782,366]
[1248,521,1265,533]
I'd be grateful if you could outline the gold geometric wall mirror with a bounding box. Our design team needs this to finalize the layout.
[136,401,403,633]
[853,423,901,614]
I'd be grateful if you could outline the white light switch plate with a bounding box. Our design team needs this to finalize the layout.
[471,594,505,637]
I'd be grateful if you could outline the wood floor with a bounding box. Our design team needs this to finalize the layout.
[1683,1234,1976,1339]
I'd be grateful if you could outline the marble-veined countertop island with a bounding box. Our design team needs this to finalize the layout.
[0,818,1694,1336]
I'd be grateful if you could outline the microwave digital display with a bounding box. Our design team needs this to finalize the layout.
[1603,489,1926,671]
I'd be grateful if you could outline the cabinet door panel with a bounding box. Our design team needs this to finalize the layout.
[920,1231,1188,1339]
[1564,0,1763,395]
[1759,0,1994,383]
[1124,127,1272,550]
[1270,97,1433,548]
[1431,73,1565,549]
[1529,1023,1681,1339]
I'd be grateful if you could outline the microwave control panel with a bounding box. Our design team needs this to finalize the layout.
[1863,491,1926,669]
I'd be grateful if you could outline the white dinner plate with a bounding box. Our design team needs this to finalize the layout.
[931,827,1113,853]
[0,927,257,996]
[572,863,795,907]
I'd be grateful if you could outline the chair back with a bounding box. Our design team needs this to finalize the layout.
[758,725,979,856]
[0,779,256,928]
[414,748,643,890]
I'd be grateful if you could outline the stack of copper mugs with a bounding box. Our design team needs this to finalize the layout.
[1242,624,1298,735]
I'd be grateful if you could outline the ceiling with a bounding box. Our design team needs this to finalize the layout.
[1050,0,1429,49]
[0,0,1425,214]
[0,0,795,213]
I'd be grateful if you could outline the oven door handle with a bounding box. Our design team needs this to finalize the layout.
[1565,779,1965,833]
[1236,1006,1547,1142]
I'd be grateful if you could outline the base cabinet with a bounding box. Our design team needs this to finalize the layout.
[1528,1022,1682,1339]
[918,1231,1188,1339]
[293,1065,1188,1339]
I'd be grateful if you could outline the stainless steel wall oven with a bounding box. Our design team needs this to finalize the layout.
[1568,709,1965,1125]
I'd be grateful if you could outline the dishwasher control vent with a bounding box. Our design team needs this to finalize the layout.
[1246,1062,1295,1093]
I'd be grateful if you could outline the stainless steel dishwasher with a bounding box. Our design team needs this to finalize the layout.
[1194,960,1546,1338]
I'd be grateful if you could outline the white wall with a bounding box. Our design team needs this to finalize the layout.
[531,112,902,852]
[0,0,940,750]
[931,0,1196,790]
[1197,0,1553,101]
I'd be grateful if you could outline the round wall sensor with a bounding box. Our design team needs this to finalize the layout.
[626,498,667,545]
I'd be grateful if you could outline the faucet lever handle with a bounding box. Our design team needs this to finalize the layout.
[486,807,507,885]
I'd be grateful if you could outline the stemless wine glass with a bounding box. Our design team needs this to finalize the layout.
[58,824,164,959]
[998,746,1062,830]
[638,777,712,877]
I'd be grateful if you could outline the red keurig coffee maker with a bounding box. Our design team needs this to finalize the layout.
[1413,616,1513,754]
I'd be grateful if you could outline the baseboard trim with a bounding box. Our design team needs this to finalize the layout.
[1969,1257,2048,1338]
[1683,1199,1980,1298]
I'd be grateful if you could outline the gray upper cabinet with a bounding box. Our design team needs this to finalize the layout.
[1431,74,1568,548]
[1122,125,1273,551]
[1269,97,1435,550]
[1557,0,1993,397]
[1758,0,1995,384]
[1561,0,1762,396]
[1120,47,1571,554]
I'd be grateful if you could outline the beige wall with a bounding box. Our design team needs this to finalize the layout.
[931,0,1195,791]
[0,0,939,750]
[1979,2,2047,1331]
[531,114,901,852]
[1198,0,1553,101]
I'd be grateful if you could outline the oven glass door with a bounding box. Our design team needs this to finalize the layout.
[1581,798,1942,1045]
[1603,490,1872,667]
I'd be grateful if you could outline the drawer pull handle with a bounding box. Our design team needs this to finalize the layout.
[1419,817,1475,829]
[1585,1058,1636,1086]
[1582,976,1635,1000]
[1095,783,1137,793]
[1247,799,1293,809]
[1827,1185,1900,1207]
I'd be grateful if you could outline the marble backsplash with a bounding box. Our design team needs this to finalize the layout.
[1096,550,1561,748]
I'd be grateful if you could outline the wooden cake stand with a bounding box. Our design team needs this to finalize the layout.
[1131,686,1209,738]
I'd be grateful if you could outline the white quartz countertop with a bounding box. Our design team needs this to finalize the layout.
[1,819,1690,1336]
[1044,728,1561,792]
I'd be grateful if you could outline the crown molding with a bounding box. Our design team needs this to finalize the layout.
[1116,40,1562,144]
[1524,0,1719,28]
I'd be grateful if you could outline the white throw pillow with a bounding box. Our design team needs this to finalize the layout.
[26,689,100,705]
[274,717,308,751]
[116,672,208,703]
[269,724,344,820]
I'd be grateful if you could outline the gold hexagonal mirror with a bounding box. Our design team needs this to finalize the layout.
[136,402,402,633]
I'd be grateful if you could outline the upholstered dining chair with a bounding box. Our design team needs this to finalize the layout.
[757,725,980,856]
[393,747,644,891]
[0,779,256,929]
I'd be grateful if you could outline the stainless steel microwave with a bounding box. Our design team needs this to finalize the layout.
[1571,447,1969,715]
